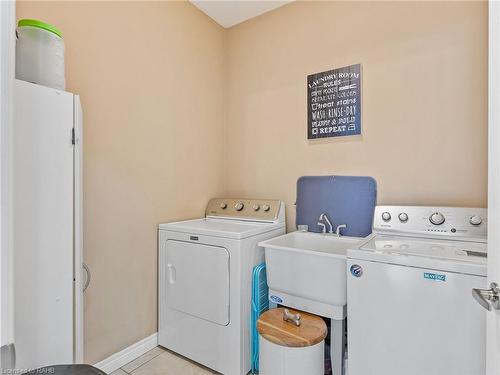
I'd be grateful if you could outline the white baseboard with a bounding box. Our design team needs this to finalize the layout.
[94,333,158,374]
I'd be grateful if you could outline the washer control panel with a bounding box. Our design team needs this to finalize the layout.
[205,198,281,221]
[373,205,487,242]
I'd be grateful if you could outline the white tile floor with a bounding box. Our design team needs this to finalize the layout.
[110,346,217,375]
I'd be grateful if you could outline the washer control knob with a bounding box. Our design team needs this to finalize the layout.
[381,212,391,222]
[253,204,260,211]
[429,212,445,225]
[220,203,228,209]
[262,204,271,212]
[235,202,244,211]
[398,212,409,222]
[470,215,483,226]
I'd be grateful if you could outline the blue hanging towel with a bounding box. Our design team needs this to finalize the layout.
[251,263,269,373]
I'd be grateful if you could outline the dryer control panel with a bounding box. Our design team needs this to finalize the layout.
[373,205,487,242]
[205,198,282,222]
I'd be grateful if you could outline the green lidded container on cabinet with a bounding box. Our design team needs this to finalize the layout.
[18,19,63,39]
[16,18,65,90]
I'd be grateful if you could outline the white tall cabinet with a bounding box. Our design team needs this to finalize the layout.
[13,79,83,368]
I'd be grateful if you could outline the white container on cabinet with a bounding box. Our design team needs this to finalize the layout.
[16,19,65,90]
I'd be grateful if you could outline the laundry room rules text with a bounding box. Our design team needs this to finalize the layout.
[307,64,362,139]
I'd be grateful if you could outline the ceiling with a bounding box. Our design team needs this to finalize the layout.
[190,0,294,28]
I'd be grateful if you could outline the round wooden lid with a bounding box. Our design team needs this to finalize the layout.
[257,308,327,347]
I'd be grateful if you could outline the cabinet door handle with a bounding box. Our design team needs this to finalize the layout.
[167,264,176,284]
[83,263,91,293]
[472,282,500,311]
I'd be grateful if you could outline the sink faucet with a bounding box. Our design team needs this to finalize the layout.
[318,213,334,234]
[318,213,347,236]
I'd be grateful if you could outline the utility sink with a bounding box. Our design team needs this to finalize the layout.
[259,231,367,319]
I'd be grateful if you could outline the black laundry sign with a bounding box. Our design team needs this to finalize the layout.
[307,64,362,139]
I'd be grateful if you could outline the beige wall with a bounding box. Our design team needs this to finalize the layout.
[225,1,488,231]
[16,0,488,365]
[17,1,225,364]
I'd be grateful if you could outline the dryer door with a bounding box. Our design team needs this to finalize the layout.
[165,240,230,326]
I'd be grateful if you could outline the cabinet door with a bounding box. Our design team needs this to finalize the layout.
[14,80,75,369]
[165,240,230,326]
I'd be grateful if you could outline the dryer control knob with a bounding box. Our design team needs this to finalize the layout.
[470,215,483,226]
[253,204,260,211]
[381,212,391,221]
[220,203,228,209]
[429,212,445,225]
[262,204,271,212]
[398,212,409,222]
[235,202,244,211]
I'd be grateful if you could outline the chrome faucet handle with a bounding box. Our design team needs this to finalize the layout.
[317,222,327,233]
[336,224,347,236]
[318,213,334,233]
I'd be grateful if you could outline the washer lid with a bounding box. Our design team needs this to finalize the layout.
[158,218,283,239]
[347,234,487,276]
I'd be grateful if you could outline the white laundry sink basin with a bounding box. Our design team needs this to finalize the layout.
[259,231,367,319]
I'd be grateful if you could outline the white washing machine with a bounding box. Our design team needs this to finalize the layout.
[158,198,285,375]
[347,205,487,375]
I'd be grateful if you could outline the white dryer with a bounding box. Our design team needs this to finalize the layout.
[158,198,285,375]
[347,205,487,375]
